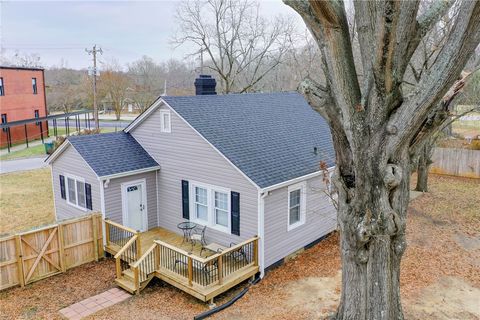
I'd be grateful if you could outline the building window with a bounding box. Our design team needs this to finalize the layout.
[160,109,171,133]
[190,182,230,232]
[287,182,306,231]
[66,175,87,210]
[34,109,40,125]
[194,186,209,222]
[0,78,4,96]
[1,113,7,132]
[32,78,37,94]
[214,191,229,227]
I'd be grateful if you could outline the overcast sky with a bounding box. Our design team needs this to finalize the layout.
[1,0,302,70]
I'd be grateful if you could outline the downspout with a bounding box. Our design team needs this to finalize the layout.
[258,190,268,278]
[99,178,107,247]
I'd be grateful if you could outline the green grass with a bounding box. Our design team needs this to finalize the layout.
[1,128,118,161]
[0,168,55,235]
[0,144,47,161]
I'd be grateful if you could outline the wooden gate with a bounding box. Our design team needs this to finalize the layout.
[18,226,62,284]
[0,214,103,291]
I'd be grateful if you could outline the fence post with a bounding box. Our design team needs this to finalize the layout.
[105,219,110,248]
[115,257,122,279]
[188,256,193,287]
[136,235,141,258]
[155,245,160,270]
[14,235,25,287]
[134,267,140,294]
[218,255,223,285]
[57,224,66,272]
[92,215,99,261]
[253,238,259,267]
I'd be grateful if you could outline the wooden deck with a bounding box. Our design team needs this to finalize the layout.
[105,226,210,258]
[103,220,259,302]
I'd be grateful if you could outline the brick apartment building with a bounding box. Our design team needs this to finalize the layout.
[0,66,48,147]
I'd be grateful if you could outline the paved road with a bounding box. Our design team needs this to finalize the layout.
[0,156,48,174]
[48,120,131,130]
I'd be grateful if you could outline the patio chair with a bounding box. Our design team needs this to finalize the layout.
[190,225,207,252]
[228,242,249,263]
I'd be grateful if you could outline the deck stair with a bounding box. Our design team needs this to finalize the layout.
[114,242,158,294]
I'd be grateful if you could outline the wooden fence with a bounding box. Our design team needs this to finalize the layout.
[0,213,103,291]
[430,148,480,178]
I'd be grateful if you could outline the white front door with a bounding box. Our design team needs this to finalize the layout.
[122,180,147,232]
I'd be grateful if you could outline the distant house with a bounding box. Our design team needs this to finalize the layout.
[46,76,337,299]
[0,66,48,147]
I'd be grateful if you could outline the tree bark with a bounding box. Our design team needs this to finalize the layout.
[333,145,409,320]
[415,142,434,192]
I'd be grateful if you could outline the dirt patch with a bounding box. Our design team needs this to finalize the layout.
[0,260,115,320]
[404,277,480,320]
[284,271,341,318]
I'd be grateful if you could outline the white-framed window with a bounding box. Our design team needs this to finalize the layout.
[160,109,171,133]
[190,181,230,233]
[287,182,306,231]
[66,174,87,210]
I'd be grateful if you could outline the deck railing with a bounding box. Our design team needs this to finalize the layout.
[114,235,140,279]
[130,244,159,291]
[104,219,139,250]
[155,236,259,288]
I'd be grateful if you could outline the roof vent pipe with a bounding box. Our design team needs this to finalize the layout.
[194,75,217,95]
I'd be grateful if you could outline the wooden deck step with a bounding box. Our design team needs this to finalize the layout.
[114,277,136,294]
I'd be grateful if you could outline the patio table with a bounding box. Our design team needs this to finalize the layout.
[177,221,198,243]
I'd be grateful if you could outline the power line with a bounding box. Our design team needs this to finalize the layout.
[85,45,102,130]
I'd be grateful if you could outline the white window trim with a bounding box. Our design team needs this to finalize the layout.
[65,174,87,211]
[160,109,171,133]
[189,180,231,234]
[287,181,307,231]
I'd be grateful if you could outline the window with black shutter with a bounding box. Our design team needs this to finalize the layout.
[181,180,189,219]
[231,191,240,236]
[85,183,92,210]
[59,175,66,199]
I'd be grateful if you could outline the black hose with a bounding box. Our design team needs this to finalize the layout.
[193,276,261,320]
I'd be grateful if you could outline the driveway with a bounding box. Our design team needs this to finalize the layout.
[0,156,48,174]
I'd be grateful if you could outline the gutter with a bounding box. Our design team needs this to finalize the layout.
[259,166,335,193]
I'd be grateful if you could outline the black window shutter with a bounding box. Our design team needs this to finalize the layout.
[59,175,66,199]
[85,183,92,210]
[231,191,240,236]
[181,180,189,219]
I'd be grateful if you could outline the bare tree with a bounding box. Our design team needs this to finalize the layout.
[284,1,480,318]
[173,0,296,93]
[128,56,164,113]
[99,63,131,120]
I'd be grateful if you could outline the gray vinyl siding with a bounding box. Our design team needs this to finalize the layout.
[103,171,158,230]
[130,104,259,246]
[51,145,101,221]
[264,174,337,267]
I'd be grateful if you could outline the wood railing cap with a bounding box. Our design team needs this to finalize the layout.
[114,235,139,259]
[104,219,139,235]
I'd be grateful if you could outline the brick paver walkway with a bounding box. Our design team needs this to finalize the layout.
[59,288,130,320]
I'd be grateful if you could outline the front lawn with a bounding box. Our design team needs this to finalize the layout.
[0,144,47,161]
[0,168,55,236]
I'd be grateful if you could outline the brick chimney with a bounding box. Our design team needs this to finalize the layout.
[194,75,217,95]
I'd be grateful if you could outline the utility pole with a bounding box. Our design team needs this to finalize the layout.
[85,45,102,130]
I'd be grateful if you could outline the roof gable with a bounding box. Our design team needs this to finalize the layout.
[64,132,159,178]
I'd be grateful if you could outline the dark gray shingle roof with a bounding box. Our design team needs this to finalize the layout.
[163,92,335,188]
[68,132,159,177]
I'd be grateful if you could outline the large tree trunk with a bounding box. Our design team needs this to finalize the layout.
[415,137,435,192]
[334,146,409,320]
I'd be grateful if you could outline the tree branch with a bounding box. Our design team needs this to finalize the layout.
[388,0,480,152]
